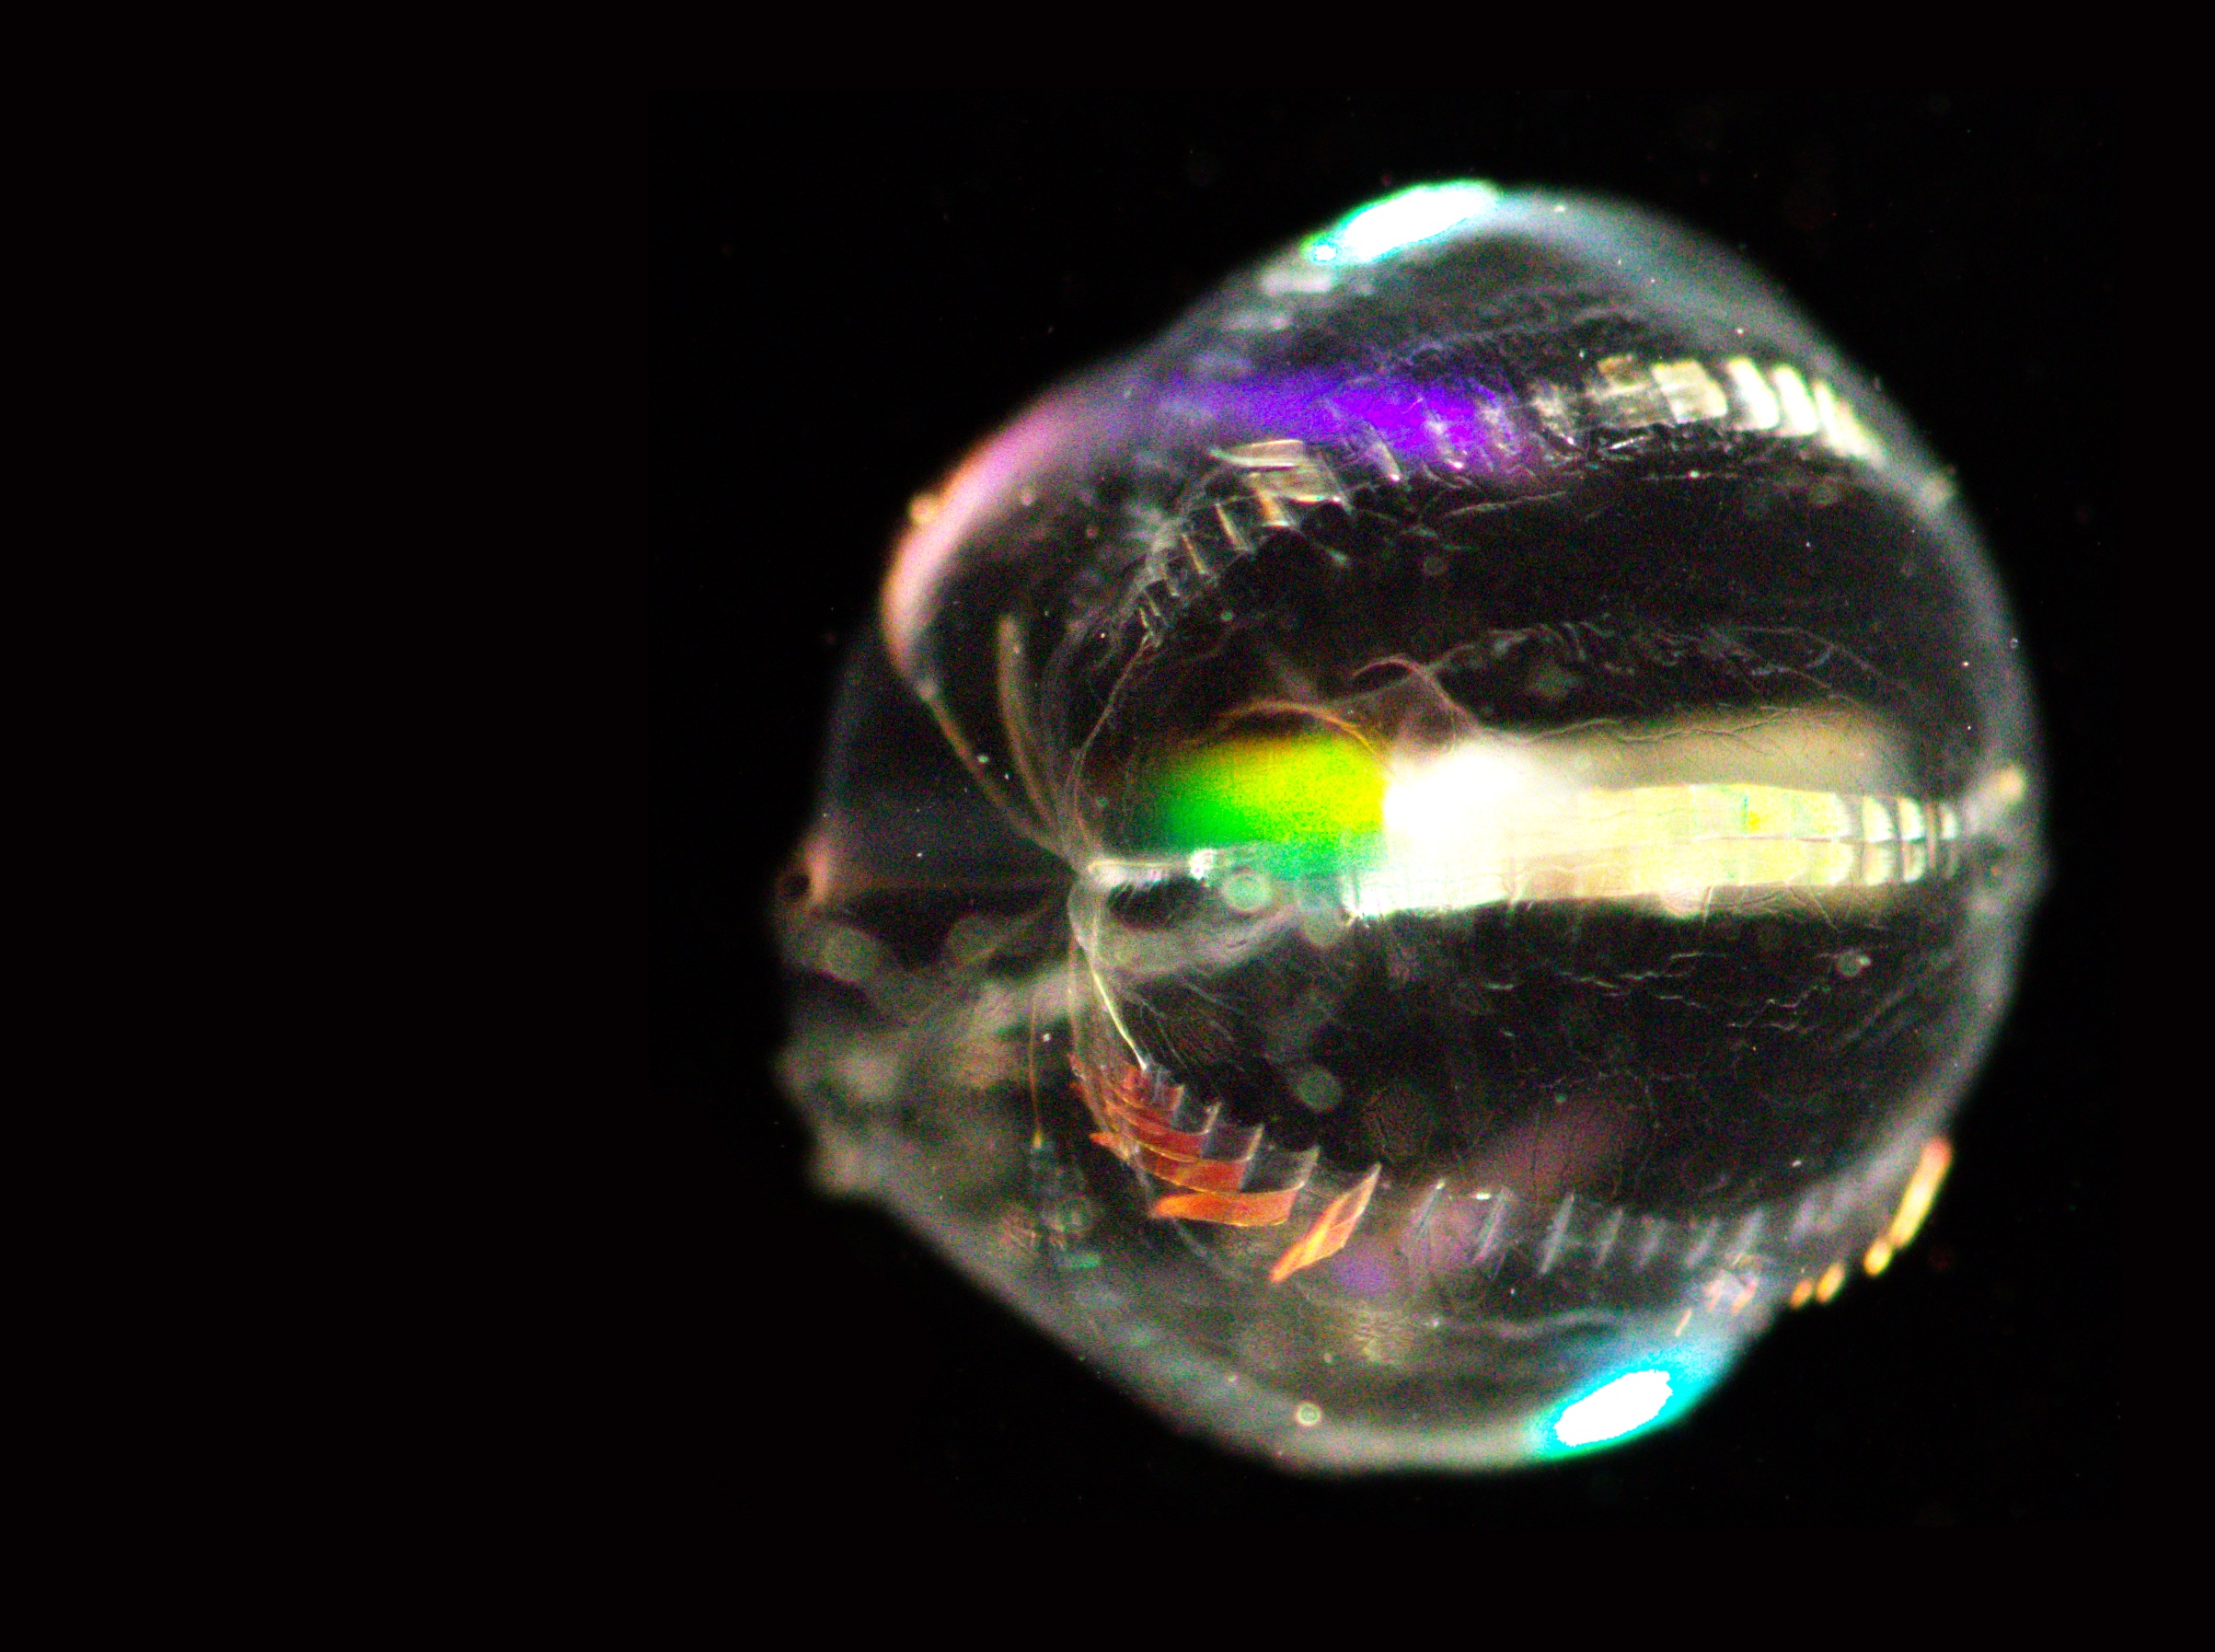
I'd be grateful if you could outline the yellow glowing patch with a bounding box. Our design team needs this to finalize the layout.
[1886,1138,1954,1250]
[1143,735,1385,854]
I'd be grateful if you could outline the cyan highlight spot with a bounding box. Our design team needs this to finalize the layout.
[1306,180,1502,266]
[1533,1344,1725,1460]
[1553,1369,1673,1448]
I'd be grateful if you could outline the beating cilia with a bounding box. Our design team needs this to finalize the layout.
[774,183,2042,1469]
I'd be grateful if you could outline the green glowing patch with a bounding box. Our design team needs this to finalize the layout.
[1143,736,1386,855]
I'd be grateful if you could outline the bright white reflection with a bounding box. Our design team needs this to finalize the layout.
[1347,708,1953,919]
[1309,182,1502,266]
[1553,1369,1674,1447]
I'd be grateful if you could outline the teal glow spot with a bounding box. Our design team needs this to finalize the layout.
[1553,1369,1672,1448]
[1305,181,1501,266]
[1531,1342,1730,1461]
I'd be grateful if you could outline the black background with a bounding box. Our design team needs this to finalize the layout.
[648,95,2115,1522]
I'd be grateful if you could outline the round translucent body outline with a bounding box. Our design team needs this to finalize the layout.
[778,181,2043,1470]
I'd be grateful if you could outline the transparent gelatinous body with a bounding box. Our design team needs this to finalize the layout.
[776,184,2042,1469]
